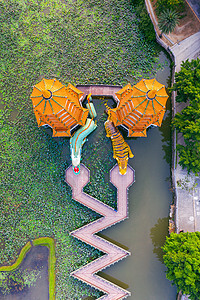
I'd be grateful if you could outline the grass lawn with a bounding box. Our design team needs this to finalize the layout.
[0,0,168,298]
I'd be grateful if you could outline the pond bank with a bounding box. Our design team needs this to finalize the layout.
[0,246,49,300]
[0,237,55,300]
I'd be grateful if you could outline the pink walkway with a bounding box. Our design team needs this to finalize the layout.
[76,84,122,103]
[65,164,134,300]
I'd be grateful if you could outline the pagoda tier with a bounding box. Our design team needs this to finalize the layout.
[110,79,168,137]
[30,79,89,137]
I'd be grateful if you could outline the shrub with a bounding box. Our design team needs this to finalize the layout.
[0,270,25,295]
[158,8,180,35]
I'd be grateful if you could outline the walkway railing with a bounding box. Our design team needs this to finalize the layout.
[65,164,134,299]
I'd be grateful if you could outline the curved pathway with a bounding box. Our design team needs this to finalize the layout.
[65,164,134,299]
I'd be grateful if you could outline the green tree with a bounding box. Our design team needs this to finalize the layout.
[171,58,200,103]
[158,8,180,36]
[172,59,200,174]
[162,232,200,299]
[172,99,200,174]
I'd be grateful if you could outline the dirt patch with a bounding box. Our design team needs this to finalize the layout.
[168,1,200,43]
[151,0,200,44]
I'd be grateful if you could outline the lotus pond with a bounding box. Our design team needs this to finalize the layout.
[0,0,172,298]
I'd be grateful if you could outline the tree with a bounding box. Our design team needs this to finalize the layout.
[171,58,200,103]
[172,58,200,174]
[158,8,180,36]
[162,232,200,300]
[172,100,200,174]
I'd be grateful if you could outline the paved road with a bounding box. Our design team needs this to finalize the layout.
[65,164,134,300]
[186,0,200,19]
[170,31,200,72]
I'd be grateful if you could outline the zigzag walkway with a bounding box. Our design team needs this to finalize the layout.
[65,164,134,300]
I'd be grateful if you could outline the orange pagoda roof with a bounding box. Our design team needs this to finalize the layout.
[110,78,168,137]
[30,79,89,137]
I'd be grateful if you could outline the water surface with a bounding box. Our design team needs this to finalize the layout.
[0,246,49,300]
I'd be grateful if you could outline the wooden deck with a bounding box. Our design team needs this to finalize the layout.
[65,163,134,300]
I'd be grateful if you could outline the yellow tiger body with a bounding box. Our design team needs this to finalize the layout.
[105,119,134,175]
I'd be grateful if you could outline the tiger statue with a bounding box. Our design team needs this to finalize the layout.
[104,104,134,175]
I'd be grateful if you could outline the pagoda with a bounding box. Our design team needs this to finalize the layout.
[109,78,168,137]
[30,78,89,137]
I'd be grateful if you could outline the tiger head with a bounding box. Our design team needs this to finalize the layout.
[116,157,128,175]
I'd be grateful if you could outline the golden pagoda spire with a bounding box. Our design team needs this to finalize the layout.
[42,89,52,99]
[147,90,156,99]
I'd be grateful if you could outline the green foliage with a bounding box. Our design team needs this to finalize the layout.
[0,268,42,295]
[134,0,156,42]
[156,0,184,12]
[167,0,184,5]
[175,142,200,175]
[171,58,200,103]
[0,270,25,295]
[23,268,42,288]
[172,59,200,174]
[158,8,180,35]
[162,232,200,299]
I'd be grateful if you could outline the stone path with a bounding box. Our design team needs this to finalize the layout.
[65,164,134,300]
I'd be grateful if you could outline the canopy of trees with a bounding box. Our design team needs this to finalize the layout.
[172,58,200,174]
[162,232,200,299]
